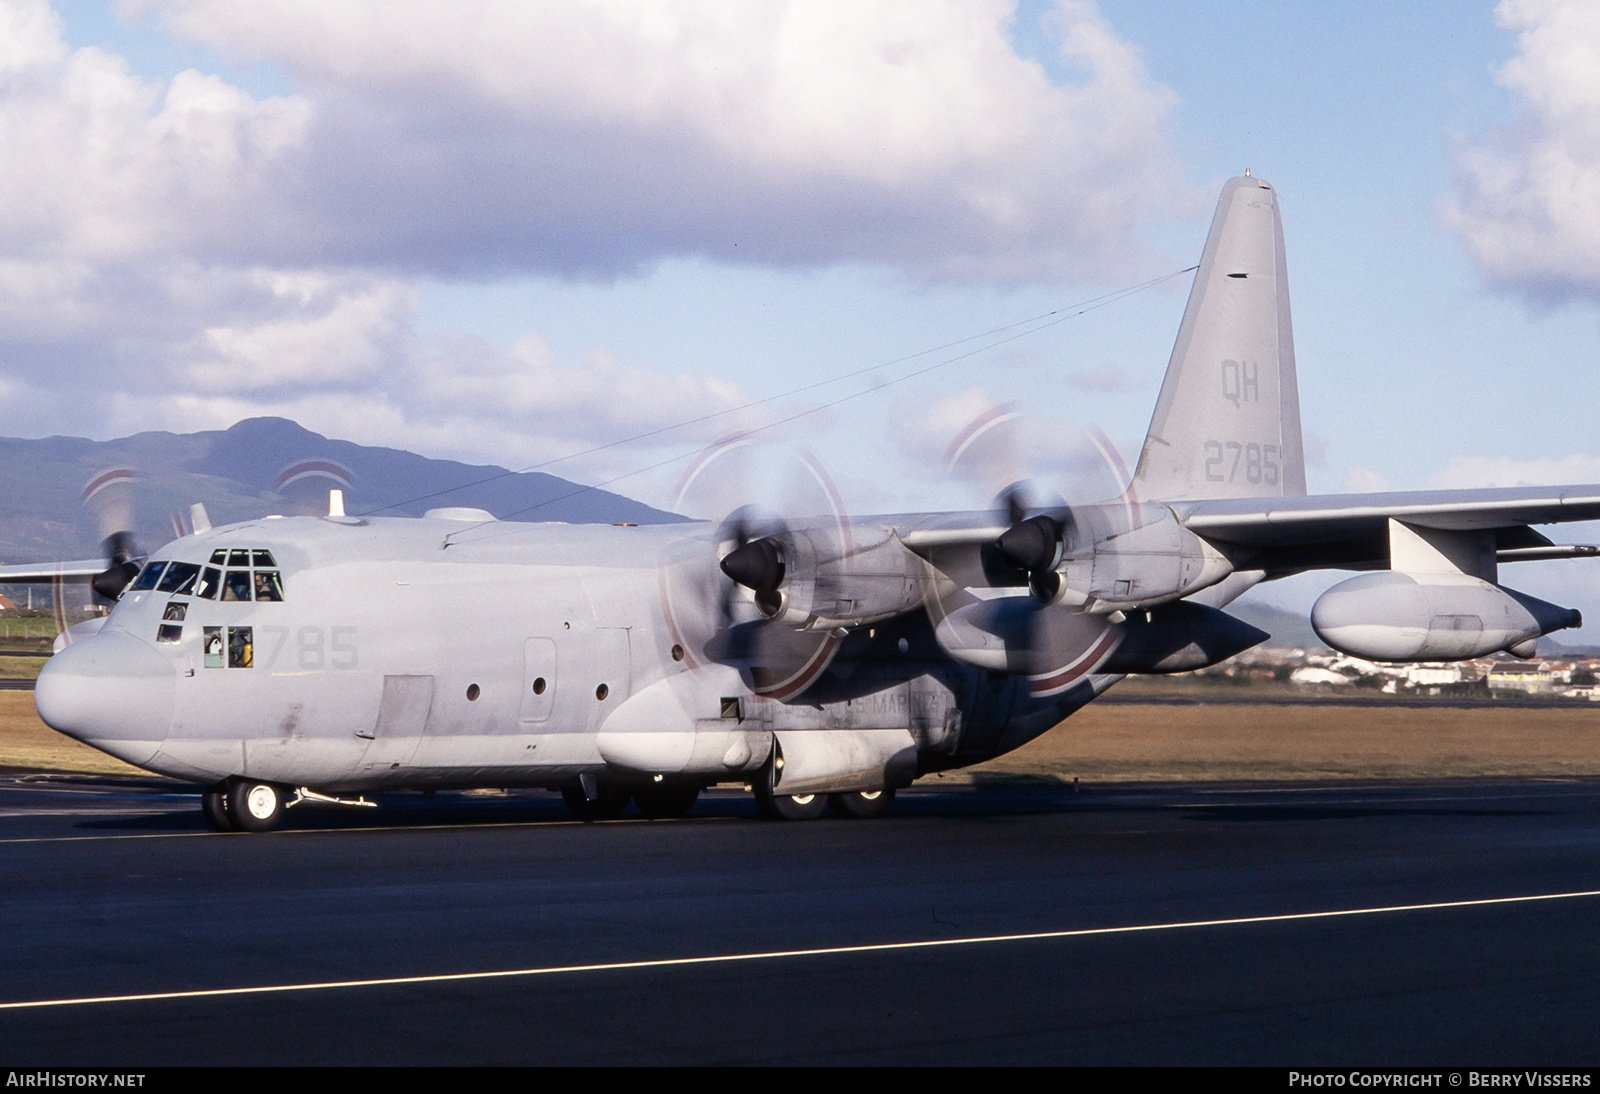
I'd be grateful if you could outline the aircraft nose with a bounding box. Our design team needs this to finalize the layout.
[35,632,174,765]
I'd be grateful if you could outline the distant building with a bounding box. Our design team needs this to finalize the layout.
[1405,665,1463,688]
[1289,667,1351,686]
[1486,661,1556,693]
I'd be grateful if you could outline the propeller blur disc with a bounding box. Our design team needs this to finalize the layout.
[658,435,848,700]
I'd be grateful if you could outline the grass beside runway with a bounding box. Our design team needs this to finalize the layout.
[948,700,1600,783]
[0,692,146,776]
[2,686,1600,782]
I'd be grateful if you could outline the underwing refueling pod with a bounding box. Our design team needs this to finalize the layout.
[5,172,1599,832]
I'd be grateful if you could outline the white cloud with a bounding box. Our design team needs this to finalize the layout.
[0,0,1191,508]
[1446,0,1600,301]
[1429,454,1600,489]
[190,274,416,392]
[128,0,1185,280]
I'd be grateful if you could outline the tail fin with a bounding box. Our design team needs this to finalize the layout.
[1131,175,1306,501]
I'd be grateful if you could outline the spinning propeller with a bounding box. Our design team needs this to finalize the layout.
[658,437,848,700]
[82,468,142,604]
[927,403,1139,694]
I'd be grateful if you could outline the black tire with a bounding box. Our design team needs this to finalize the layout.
[827,788,896,819]
[201,787,236,832]
[752,765,828,820]
[561,781,632,821]
[226,780,285,833]
[631,780,701,820]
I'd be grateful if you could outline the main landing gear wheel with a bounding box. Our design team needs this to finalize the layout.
[227,780,286,833]
[561,781,632,821]
[827,788,896,819]
[201,786,236,832]
[632,780,701,820]
[752,771,827,821]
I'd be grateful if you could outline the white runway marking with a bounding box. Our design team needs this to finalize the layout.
[3,887,1598,1012]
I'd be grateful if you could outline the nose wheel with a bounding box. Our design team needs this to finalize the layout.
[202,779,287,832]
[201,786,235,831]
[229,781,285,831]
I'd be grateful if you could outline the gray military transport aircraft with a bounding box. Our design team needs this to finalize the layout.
[6,175,1599,832]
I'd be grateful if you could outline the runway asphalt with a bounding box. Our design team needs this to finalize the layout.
[0,774,1598,1065]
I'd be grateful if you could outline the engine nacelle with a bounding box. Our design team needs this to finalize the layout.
[1310,572,1581,662]
[727,524,925,632]
[1056,509,1232,612]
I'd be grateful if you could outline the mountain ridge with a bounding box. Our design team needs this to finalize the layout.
[0,417,682,564]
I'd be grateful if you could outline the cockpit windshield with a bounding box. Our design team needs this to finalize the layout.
[132,550,284,602]
[129,562,166,592]
[157,562,201,595]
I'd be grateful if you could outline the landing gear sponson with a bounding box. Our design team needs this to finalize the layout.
[199,777,896,830]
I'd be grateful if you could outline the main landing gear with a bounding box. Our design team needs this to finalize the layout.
[560,779,632,821]
[560,777,702,821]
[749,758,898,821]
[826,788,896,819]
[201,779,287,833]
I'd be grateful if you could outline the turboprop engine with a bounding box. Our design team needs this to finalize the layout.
[1310,571,1581,661]
[719,521,925,632]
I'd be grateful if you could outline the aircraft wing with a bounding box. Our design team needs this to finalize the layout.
[0,560,107,583]
[1174,486,1600,574]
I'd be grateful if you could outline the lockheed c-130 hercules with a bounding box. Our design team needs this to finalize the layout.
[7,174,1599,832]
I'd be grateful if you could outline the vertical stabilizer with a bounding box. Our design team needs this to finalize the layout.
[1131,176,1306,501]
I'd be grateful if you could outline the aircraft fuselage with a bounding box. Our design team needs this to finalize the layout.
[35,514,1087,794]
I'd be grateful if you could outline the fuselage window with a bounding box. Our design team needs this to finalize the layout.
[203,627,223,668]
[162,602,187,622]
[157,562,201,595]
[222,570,253,602]
[228,626,253,668]
[195,567,221,600]
[130,563,166,592]
[253,571,284,602]
[156,624,182,644]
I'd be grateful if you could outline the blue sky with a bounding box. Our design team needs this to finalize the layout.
[13,1,1600,623]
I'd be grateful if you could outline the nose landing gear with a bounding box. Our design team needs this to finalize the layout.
[200,779,287,832]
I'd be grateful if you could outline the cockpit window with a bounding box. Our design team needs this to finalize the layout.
[222,570,253,601]
[157,562,201,595]
[179,549,286,602]
[130,562,166,592]
[253,570,284,602]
